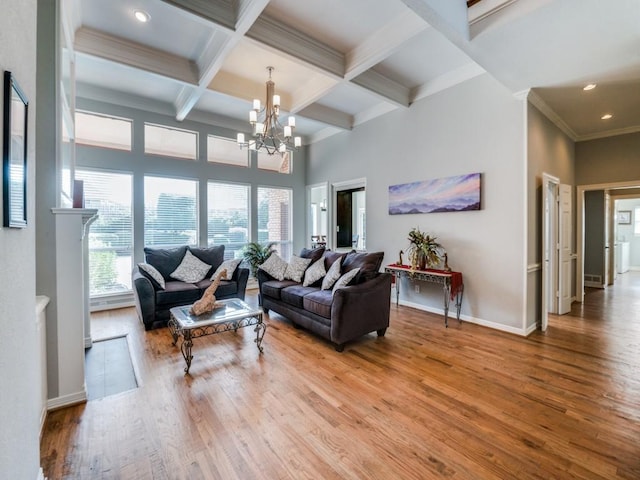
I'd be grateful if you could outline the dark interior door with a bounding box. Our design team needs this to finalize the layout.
[336,191,352,248]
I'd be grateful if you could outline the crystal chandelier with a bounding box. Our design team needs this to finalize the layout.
[237,67,301,156]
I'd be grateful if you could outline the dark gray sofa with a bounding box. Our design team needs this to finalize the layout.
[258,248,392,351]
[132,245,249,330]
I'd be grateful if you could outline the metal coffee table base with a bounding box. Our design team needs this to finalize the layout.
[168,311,265,374]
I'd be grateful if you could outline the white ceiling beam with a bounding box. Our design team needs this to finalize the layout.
[173,0,270,120]
[247,14,345,78]
[345,10,429,80]
[75,27,199,85]
[158,0,236,30]
[411,62,485,103]
[400,0,469,42]
[297,104,352,131]
[351,70,410,107]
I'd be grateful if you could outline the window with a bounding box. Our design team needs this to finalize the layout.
[207,182,250,260]
[75,169,133,297]
[257,187,292,260]
[207,135,249,167]
[144,176,198,247]
[257,150,292,174]
[144,123,197,160]
[75,111,132,151]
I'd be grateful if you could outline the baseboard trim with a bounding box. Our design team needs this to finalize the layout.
[47,390,87,411]
[584,281,604,288]
[397,300,528,336]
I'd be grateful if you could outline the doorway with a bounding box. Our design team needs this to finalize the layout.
[333,178,366,251]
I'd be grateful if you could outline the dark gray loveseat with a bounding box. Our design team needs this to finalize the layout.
[258,248,392,351]
[132,245,249,330]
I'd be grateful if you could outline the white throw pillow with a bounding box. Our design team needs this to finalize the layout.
[332,268,360,295]
[321,257,343,290]
[138,262,166,289]
[170,250,212,283]
[211,258,242,280]
[284,255,312,283]
[259,253,288,281]
[302,258,326,287]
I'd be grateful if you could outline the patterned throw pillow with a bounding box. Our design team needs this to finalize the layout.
[211,258,242,280]
[284,255,312,282]
[170,250,212,283]
[302,258,326,287]
[138,263,166,290]
[321,256,343,290]
[332,267,360,295]
[259,253,288,281]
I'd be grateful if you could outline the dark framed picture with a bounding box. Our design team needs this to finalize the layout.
[618,210,631,225]
[3,71,28,228]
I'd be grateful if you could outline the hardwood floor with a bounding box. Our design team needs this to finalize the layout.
[40,277,640,479]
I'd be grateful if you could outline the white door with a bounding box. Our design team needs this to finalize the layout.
[558,184,572,314]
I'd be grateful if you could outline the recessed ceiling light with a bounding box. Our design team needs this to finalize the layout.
[583,83,597,91]
[601,113,613,120]
[134,10,150,23]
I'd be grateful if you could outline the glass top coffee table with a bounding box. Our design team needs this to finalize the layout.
[168,298,266,374]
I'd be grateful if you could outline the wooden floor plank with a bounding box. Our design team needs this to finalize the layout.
[41,273,640,479]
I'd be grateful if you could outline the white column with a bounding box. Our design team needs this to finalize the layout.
[49,208,97,409]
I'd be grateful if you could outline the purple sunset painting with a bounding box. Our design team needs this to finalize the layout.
[388,173,481,215]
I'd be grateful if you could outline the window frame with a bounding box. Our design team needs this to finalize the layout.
[257,185,293,261]
[75,110,133,152]
[144,122,198,161]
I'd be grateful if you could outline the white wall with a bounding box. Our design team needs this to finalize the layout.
[616,198,640,267]
[308,73,527,332]
[0,0,41,478]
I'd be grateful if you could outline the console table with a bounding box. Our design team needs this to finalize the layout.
[385,264,464,327]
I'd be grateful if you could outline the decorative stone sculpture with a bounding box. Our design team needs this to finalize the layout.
[190,269,227,316]
[398,249,404,266]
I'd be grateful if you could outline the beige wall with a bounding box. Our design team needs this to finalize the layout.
[526,102,575,330]
[575,132,640,186]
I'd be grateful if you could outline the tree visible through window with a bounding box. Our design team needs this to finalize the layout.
[257,186,292,260]
[76,169,133,297]
[144,176,198,247]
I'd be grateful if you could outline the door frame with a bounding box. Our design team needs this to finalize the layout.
[541,173,559,331]
[306,182,329,249]
[576,180,640,303]
[332,178,366,251]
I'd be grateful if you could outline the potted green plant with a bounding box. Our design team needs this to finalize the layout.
[241,241,277,277]
[406,227,441,270]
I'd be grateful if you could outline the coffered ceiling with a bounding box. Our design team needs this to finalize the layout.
[67,0,640,145]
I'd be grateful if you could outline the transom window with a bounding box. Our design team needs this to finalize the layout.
[144,123,198,160]
[257,150,292,174]
[207,135,249,167]
[75,111,132,151]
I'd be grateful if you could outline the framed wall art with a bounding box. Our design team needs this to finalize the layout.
[3,71,28,228]
[618,210,631,225]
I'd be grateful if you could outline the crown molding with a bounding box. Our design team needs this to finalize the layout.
[75,27,199,85]
[576,126,640,142]
[159,0,235,30]
[527,90,578,141]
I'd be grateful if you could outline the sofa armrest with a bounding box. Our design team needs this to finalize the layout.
[132,268,157,330]
[256,269,275,305]
[233,267,250,300]
[330,272,392,345]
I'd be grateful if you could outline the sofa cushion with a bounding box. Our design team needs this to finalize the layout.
[342,251,384,284]
[195,279,237,298]
[323,250,348,271]
[144,246,188,280]
[321,256,343,290]
[302,258,326,287]
[332,268,360,294]
[261,280,297,300]
[211,258,241,280]
[189,245,225,278]
[259,253,289,281]
[170,250,211,283]
[281,285,318,309]
[284,255,312,282]
[138,262,165,289]
[300,246,325,263]
[303,290,334,319]
[156,281,201,306]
